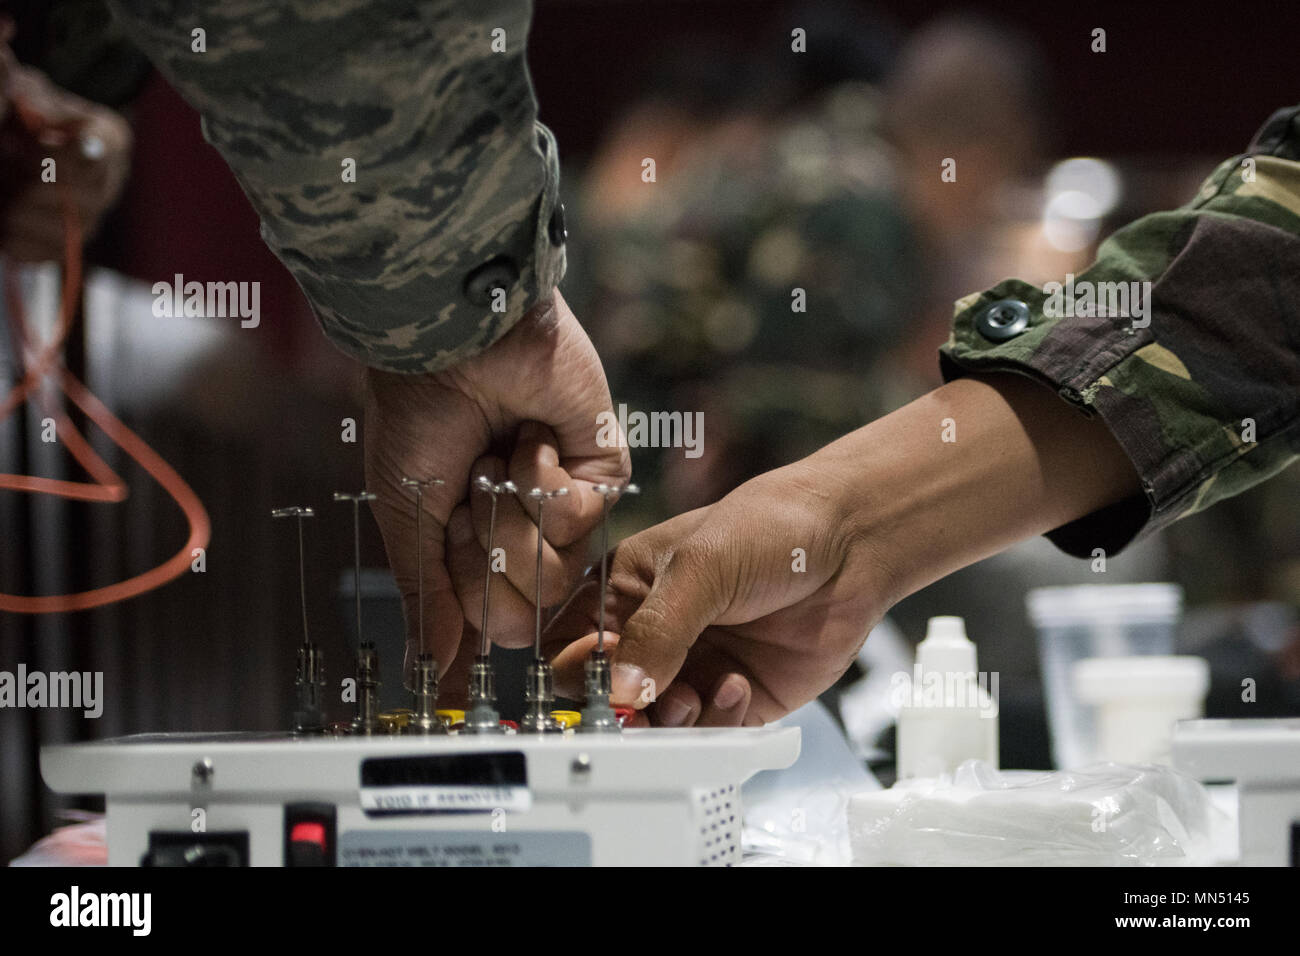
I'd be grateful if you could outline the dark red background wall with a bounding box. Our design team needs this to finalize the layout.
[529,0,1298,162]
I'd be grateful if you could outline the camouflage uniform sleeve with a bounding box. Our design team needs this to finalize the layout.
[939,105,1300,557]
[106,0,566,372]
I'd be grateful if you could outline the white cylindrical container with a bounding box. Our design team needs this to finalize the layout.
[897,616,999,779]
[1026,583,1182,770]
[1072,655,1209,764]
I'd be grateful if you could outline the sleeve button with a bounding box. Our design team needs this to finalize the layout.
[547,202,568,246]
[463,256,520,307]
[976,298,1030,341]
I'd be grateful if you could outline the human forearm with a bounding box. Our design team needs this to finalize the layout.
[818,373,1141,607]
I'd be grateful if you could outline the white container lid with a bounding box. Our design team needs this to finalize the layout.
[917,616,977,675]
[1027,583,1183,627]
[1072,655,1209,702]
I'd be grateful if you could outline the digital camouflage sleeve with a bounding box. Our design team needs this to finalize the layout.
[107,0,565,372]
[942,104,1300,557]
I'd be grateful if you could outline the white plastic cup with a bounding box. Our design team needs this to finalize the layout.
[1027,584,1182,769]
[1072,656,1209,764]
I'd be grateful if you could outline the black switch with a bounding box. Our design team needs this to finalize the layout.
[143,831,248,866]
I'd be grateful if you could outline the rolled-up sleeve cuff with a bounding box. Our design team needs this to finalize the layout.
[940,192,1300,559]
[939,278,1158,557]
[939,108,1300,559]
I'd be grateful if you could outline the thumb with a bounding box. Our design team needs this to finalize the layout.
[610,538,731,709]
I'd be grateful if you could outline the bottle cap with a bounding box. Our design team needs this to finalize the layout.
[917,616,977,676]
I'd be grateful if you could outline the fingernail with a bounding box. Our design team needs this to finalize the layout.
[611,663,647,705]
[658,695,693,727]
[713,677,745,710]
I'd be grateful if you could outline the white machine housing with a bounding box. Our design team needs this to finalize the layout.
[41,727,800,867]
[1172,717,1300,867]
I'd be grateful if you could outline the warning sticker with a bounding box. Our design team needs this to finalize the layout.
[359,752,530,815]
[359,785,530,814]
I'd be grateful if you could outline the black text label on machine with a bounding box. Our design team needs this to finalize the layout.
[339,831,591,866]
[359,752,530,814]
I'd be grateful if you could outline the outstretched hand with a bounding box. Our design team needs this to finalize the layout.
[543,462,889,727]
[541,374,1141,726]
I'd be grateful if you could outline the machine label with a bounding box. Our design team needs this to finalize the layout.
[359,751,529,815]
[360,785,530,813]
[338,830,592,866]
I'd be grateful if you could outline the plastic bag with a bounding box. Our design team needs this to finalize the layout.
[10,812,106,867]
[742,699,878,866]
[849,760,1219,866]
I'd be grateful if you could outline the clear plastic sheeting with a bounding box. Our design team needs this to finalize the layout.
[9,812,106,867]
[849,761,1221,866]
[742,699,878,866]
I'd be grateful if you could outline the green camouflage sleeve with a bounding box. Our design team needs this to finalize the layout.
[940,104,1300,557]
[106,0,566,372]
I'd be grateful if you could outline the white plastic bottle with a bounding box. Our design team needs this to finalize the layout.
[896,616,999,779]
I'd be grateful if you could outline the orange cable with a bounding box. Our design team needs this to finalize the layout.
[0,100,210,612]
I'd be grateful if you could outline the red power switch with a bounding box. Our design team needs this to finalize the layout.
[285,803,335,866]
[291,822,327,848]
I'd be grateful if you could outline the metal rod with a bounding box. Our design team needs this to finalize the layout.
[273,506,325,734]
[400,476,443,659]
[535,495,544,658]
[521,486,568,735]
[402,477,445,734]
[528,486,569,659]
[271,506,314,646]
[296,515,309,643]
[475,476,515,655]
[597,496,610,652]
[334,491,379,735]
[581,482,639,734]
[480,495,497,656]
[593,483,638,653]
[333,491,376,645]
[465,476,515,735]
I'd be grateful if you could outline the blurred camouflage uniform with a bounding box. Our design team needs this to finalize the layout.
[107,0,565,373]
[942,105,1300,557]
[566,83,924,517]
